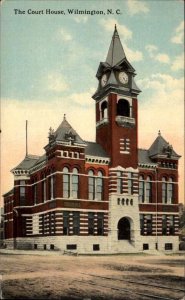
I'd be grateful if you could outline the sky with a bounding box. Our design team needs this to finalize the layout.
[1,0,184,205]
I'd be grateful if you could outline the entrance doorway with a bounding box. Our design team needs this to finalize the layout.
[118,217,131,240]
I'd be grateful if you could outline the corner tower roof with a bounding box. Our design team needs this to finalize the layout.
[148,131,180,159]
[106,25,126,67]
[45,115,86,149]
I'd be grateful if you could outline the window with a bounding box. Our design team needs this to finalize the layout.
[72,168,79,198]
[73,211,80,235]
[143,244,149,250]
[162,215,167,235]
[140,214,144,235]
[139,176,144,202]
[101,101,108,120]
[128,173,134,195]
[67,244,77,250]
[88,170,95,200]
[162,177,174,204]
[139,175,152,203]
[93,244,100,251]
[63,211,69,235]
[140,214,152,235]
[167,178,174,204]
[96,171,103,200]
[33,183,37,205]
[146,215,152,235]
[117,99,130,117]
[49,212,56,235]
[63,167,70,198]
[165,243,173,250]
[63,167,79,198]
[42,176,46,202]
[97,213,104,235]
[162,177,167,203]
[168,215,175,235]
[88,212,94,235]
[20,180,26,205]
[88,170,104,200]
[117,172,122,194]
[48,174,55,200]
[50,244,55,250]
[41,215,45,235]
[145,176,152,203]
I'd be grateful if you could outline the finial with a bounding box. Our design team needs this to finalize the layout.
[115,24,117,30]
[158,130,161,136]
[64,114,66,120]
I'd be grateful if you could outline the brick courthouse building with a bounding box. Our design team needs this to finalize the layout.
[3,26,180,253]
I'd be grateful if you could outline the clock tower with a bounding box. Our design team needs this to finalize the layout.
[92,25,141,168]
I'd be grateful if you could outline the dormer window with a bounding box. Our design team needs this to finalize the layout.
[65,132,76,144]
[163,143,173,158]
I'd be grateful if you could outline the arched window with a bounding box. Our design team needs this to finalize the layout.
[72,168,79,198]
[117,99,130,117]
[88,170,104,200]
[88,170,95,200]
[63,167,70,198]
[145,176,152,203]
[162,177,167,203]
[139,175,144,203]
[101,101,108,119]
[139,175,152,203]
[96,171,103,200]
[167,177,174,204]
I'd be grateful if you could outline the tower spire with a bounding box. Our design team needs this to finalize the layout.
[105,25,126,67]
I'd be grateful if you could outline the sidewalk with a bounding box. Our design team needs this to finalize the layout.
[0,249,64,256]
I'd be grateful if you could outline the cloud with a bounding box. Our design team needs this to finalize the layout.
[124,44,143,62]
[138,73,184,201]
[127,0,150,15]
[138,73,184,135]
[47,72,69,92]
[100,18,132,41]
[156,53,170,64]
[145,44,158,55]
[73,16,88,23]
[69,88,95,107]
[171,21,184,44]
[171,53,184,71]
[58,28,72,41]
[145,44,170,64]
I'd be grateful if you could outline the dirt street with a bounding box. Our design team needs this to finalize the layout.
[1,252,185,300]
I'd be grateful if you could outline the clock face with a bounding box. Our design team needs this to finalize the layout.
[119,71,128,84]
[101,74,107,87]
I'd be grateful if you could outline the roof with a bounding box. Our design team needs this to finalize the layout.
[49,116,85,145]
[85,141,109,158]
[106,25,126,67]
[11,155,40,171]
[3,188,14,197]
[33,153,46,166]
[148,132,180,158]
[138,149,156,166]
